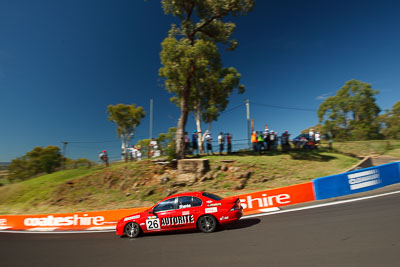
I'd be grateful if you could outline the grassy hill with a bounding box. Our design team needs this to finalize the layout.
[0,163,9,186]
[1,140,399,215]
[329,140,400,157]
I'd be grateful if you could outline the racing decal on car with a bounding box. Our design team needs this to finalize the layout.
[182,211,190,216]
[146,217,161,230]
[206,200,213,204]
[179,204,191,209]
[205,207,218,213]
[207,203,221,207]
[161,215,194,226]
[220,216,229,221]
[124,215,140,221]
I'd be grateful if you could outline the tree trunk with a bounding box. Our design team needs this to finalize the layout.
[195,105,204,154]
[176,88,190,159]
[122,135,129,163]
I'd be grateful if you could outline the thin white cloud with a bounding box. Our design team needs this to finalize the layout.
[315,92,332,101]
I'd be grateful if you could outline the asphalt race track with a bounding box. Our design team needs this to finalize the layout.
[1,192,400,267]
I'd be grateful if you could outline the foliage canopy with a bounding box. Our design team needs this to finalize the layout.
[8,146,63,182]
[159,0,254,158]
[318,79,381,140]
[107,104,145,160]
[379,101,400,139]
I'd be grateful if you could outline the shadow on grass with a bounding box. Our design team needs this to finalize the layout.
[287,150,336,162]
[190,149,338,162]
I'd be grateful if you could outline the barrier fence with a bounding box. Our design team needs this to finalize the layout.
[313,162,400,200]
[0,208,147,231]
[1,162,399,231]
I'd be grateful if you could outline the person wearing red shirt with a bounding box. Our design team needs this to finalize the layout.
[226,133,232,154]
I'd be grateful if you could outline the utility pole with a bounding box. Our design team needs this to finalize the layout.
[61,141,68,169]
[244,99,250,149]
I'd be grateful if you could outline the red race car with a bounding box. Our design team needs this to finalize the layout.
[116,191,243,238]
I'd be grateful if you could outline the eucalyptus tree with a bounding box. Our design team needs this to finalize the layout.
[194,67,244,153]
[318,79,381,140]
[379,101,400,139]
[159,0,254,158]
[8,146,62,182]
[107,104,145,161]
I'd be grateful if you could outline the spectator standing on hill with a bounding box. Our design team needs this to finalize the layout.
[136,145,142,160]
[281,130,291,151]
[226,133,232,154]
[251,131,258,152]
[274,131,279,150]
[192,131,198,155]
[184,132,190,155]
[263,130,268,150]
[315,132,321,144]
[149,138,158,158]
[98,150,109,167]
[265,129,272,150]
[257,131,264,155]
[309,129,315,142]
[129,145,136,161]
[218,132,225,155]
[269,130,276,150]
[206,132,213,155]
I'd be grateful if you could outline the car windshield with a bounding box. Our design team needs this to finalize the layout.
[153,198,176,213]
[202,192,223,201]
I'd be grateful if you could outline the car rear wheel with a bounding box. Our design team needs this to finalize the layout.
[197,215,217,233]
[124,222,141,238]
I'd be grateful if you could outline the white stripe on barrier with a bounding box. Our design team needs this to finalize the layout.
[26,228,59,231]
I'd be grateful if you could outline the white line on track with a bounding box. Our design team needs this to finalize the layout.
[243,190,400,219]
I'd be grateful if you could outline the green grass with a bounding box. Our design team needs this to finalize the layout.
[386,148,400,158]
[326,140,400,157]
[199,151,359,196]
[0,167,102,214]
[0,170,9,186]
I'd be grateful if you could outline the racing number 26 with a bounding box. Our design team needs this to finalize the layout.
[146,218,160,230]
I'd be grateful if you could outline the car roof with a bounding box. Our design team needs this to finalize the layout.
[167,191,204,198]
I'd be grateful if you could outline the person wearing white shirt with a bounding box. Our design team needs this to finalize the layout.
[218,132,225,155]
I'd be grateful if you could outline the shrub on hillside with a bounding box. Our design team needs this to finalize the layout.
[8,146,62,182]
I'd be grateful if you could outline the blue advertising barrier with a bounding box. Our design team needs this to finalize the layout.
[313,162,400,200]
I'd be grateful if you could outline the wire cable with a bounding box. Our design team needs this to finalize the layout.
[252,102,317,112]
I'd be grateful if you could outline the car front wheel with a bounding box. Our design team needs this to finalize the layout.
[197,215,217,233]
[124,222,141,238]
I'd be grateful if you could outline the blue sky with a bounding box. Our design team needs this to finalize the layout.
[1,0,399,162]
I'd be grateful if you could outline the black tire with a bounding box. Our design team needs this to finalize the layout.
[124,222,141,238]
[197,215,217,233]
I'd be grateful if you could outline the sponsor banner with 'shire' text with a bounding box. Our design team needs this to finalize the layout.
[0,207,148,231]
[1,183,315,231]
[236,182,316,215]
